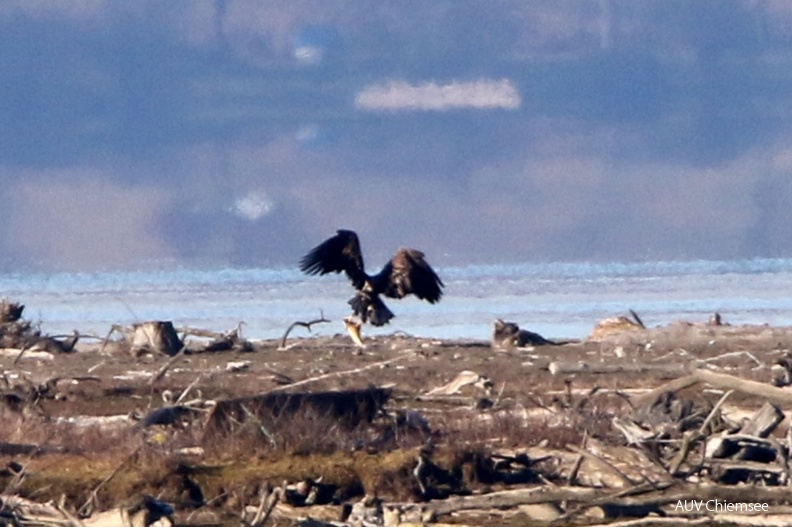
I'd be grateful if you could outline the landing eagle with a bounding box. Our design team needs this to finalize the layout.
[299,230,444,326]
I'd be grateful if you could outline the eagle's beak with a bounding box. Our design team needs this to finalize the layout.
[343,316,365,348]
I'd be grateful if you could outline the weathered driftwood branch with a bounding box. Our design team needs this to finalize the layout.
[174,375,203,405]
[590,517,728,527]
[556,480,792,525]
[279,311,330,349]
[0,347,53,362]
[425,485,602,516]
[247,482,283,527]
[178,322,251,353]
[78,446,141,517]
[613,481,792,508]
[548,361,690,376]
[565,444,639,487]
[698,389,734,435]
[426,370,493,396]
[693,369,792,404]
[267,354,409,393]
[668,429,702,476]
[698,350,763,367]
[412,395,479,406]
[741,402,785,438]
[662,389,739,476]
[178,326,238,340]
[632,368,792,408]
[551,351,768,378]
[567,453,584,486]
[0,495,65,525]
[630,375,701,408]
[149,346,187,386]
[423,481,671,519]
[410,473,792,522]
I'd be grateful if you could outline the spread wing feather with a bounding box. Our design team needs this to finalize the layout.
[373,248,444,303]
[299,230,367,289]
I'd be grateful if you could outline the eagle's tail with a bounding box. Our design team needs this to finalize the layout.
[349,293,394,326]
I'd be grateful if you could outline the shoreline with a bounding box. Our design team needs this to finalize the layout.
[2,313,792,525]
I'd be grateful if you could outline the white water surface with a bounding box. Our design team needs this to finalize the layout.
[2,258,792,341]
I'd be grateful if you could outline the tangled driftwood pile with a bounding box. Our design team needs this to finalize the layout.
[3,300,792,526]
[0,300,80,359]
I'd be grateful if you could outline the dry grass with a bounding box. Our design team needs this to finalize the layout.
[0,324,789,525]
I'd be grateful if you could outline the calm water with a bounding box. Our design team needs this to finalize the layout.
[1,258,792,341]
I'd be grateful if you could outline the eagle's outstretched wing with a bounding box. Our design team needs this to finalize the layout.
[373,248,444,303]
[299,229,367,289]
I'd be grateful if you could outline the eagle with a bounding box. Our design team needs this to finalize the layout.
[299,229,444,326]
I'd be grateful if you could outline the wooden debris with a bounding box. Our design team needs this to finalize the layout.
[7,313,792,526]
[0,301,79,358]
[279,312,330,349]
[633,368,792,408]
[589,310,645,340]
[740,402,784,438]
[426,370,493,396]
[150,346,187,385]
[0,348,53,361]
[181,322,253,353]
[267,353,410,392]
[28,330,80,354]
[548,361,689,376]
[129,321,184,356]
[82,507,150,527]
[226,360,251,372]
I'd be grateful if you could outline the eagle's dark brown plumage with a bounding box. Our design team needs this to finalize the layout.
[299,230,444,326]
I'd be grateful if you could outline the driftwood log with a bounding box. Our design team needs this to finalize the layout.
[26,331,80,354]
[633,368,792,408]
[588,310,645,340]
[129,321,184,356]
[179,323,252,353]
[548,361,690,376]
[740,402,785,438]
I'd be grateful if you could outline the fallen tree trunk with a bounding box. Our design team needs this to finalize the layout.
[404,479,792,520]
[129,321,184,356]
[632,368,792,408]
[548,361,689,376]
[740,402,785,438]
[424,485,603,516]
[0,348,53,361]
[693,369,792,405]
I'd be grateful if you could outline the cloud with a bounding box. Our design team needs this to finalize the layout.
[355,79,521,112]
[0,0,108,21]
[2,171,174,271]
[4,1,792,269]
[230,191,275,221]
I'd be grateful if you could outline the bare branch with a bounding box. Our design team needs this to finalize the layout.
[279,311,330,349]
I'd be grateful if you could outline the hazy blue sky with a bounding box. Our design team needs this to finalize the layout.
[2,1,792,272]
